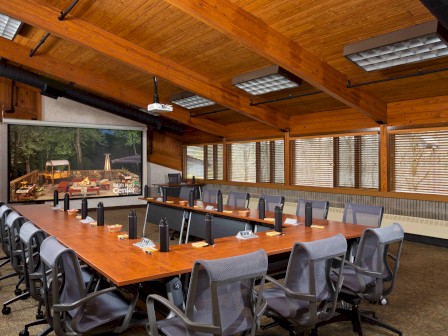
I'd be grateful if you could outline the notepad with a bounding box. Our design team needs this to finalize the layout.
[311,225,325,229]
[117,234,129,240]
[166,200,174,204]
[193,205,202,208]
[89,221,98,226]
[264,218,275,222]
[284,218,298,225]
[205,205,216,211]
[142,246,158,254]
[223,210,233,213]
[266,231,282,237]
[192,241,209,248]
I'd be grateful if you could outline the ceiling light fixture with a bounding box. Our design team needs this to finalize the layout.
[0,14,22,41]
[232,65,301,95]
[171,92,216,109]
[344,21,448,72]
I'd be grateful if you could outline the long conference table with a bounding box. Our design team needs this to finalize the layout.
[12,202,369,287]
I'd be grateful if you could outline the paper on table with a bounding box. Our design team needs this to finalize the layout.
[80,216,95,224]
[284,218,298,225]
[205,205,216,210]
[192,241,209,248]
[311,225,325,229]
[156,197,163,202]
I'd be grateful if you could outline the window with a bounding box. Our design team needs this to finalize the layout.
[185,144,223,180]
[291,133,379,189]
[227,140,284,183]
[390,129,448,195]
[205,144,223,180]
[186,146,204,179]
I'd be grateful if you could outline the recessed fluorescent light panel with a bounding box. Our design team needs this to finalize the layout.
[0,14,22,41]
[232,65,301,95]
[171,93,215,109]
[344,21,448,71]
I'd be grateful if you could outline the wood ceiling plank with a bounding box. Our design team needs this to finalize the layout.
[0,38,228,137]
[165,0,387,123]
[0,0,289,130]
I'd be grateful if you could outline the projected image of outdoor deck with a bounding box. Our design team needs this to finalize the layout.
[8,124,143,203]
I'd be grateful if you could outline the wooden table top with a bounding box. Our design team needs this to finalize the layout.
[13,203,368,287]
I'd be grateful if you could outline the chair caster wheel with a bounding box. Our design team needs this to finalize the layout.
[36,312,44,319]
[14,288,22,295]
[380,298,388,305]
[2,306,11,315]
[19,330,29,336]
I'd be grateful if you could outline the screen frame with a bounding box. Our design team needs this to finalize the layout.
[5,118,147,204]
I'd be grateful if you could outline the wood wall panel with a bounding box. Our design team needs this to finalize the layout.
[388,96,448,127]
[148,130,183,171]
[0,78,41,120]
[289,108,379,136]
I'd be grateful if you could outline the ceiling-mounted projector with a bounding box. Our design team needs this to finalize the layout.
[147,103,173,115]
[146,76,173,116]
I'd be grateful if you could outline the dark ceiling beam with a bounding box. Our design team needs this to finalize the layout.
[165,0,388,124]
[0,0,290,130]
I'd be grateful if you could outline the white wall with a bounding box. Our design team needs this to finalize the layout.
[1,96,151,208]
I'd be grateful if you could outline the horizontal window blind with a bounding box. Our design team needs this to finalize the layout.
[228,142,256,182]
[292,134,379,189]
[292,137,334,187]
[206,144,223,180]
[391,130,448,194]
[186,145,204,179]
[257,140,284,183]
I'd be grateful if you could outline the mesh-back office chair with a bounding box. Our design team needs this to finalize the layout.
[342,203,384,227]
[40,236,142,335]
[147,249,268,336]
[328,223,404,336]
[226,191,250,208]
[18,221,53,336]
[168,173,182,185]
[296,199,329,219]
[0,205,13,269]
[259,194,285,212]
[343,203,384,263]
[2,211,28,315]
[202,189,219,204]
[179,186,196,200]
[263,234,347,335]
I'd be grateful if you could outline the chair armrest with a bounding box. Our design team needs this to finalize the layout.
[146,294,221,336]
[53,286,118,312]
[265,276,317,302]
[343,260,383,279]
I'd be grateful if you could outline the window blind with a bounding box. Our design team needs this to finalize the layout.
[228,142,256,182]
[205,144,223,180]
[391,130,448,194]
[292,134,379,189]
[186,145,204,179]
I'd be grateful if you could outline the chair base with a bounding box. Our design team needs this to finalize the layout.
[2,290,30,315]
[316,302,402,336]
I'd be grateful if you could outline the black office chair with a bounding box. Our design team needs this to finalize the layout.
[259,194,285,212]
[39,236,143,335]
[262,234,347,336]
[226,191,250,208]
[168,173,182,185]
[147,249,268,336]
[296,199,329,219]
[326,223,404,336]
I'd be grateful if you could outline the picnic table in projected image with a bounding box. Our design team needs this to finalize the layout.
[42,160,71,185]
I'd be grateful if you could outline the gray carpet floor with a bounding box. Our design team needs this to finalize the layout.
[0,206,447,335]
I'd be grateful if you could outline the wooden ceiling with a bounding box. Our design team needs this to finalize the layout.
[1,0,447,140]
